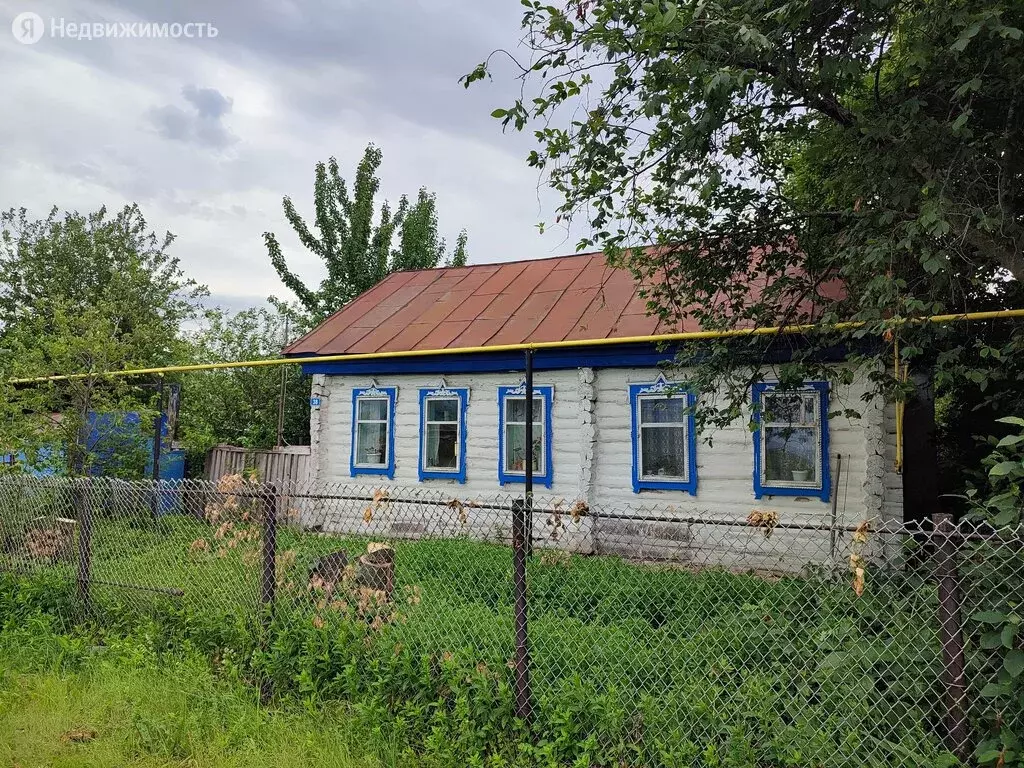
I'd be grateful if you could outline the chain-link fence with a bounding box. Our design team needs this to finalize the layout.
[1,475,1021,767]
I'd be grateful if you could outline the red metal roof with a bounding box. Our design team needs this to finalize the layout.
[283,250,840,357]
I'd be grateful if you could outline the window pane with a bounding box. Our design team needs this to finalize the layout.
[355,422,387,465]
[504,423,541,472]
[425,423,458,469]
[357,398,388,421]
[427,398,459,422]
[505,396,542,424]
[765,392,816,425]
[640,425,688,479]
[640,397,686,424]
[764,425,817,484]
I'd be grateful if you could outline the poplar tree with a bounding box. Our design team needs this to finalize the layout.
[264,145,469,322]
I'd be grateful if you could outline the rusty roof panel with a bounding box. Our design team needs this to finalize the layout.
[477,291,530,322]
[413,289,475,326]
[620,290,654,317]
[403,269,447,288]
[445,293,494,323]
[449,317,507,348]
[422,271,471,295]
[377,322,440,353]
[344,322,407,354]
[308,324,377,355]
[552,253,594,270]
[354,285,424,324]
[566,257,610,290]
[571,285,635,339]
[486,291,563,346]
[534,266,585,293]
[445,264,502,293]
[608,312,661,338]
[528,287,600,343]
[475,262,528,295]
[282,248,841,357]
[285,279,394,351]
[502,258,559,297]
[416,319,474,349]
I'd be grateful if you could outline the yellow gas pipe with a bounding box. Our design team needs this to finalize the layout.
[8,308,1024,388]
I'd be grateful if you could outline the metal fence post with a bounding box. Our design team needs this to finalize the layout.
[150,376,164,520]
[524,348,534,557]
[75,478,93,616]
[259,483,278,704]
[511,496,533,723]
[933,510,970,761]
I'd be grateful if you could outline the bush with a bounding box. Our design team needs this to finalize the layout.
[0,522,967,768]
[962,416,1024,768]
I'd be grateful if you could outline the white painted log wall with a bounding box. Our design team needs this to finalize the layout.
[306,366,904,570]
[311,370,584,495]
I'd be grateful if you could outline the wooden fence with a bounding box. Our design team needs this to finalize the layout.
[203,444,311,487]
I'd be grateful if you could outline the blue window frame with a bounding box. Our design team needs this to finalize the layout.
[629,380,698,495]
[497,384,554,488]
[350,386,397,478]
[752,381,830,501]
[417,387,468,483]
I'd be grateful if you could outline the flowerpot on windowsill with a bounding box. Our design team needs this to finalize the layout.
[790,469,810,482]
[365,450,382,465]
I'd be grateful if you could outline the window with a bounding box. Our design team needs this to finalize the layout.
[350,386,397,478]
[497,384,554,488]
[752,381,830,501]
[418,387,468,482]
[629,380,697,494]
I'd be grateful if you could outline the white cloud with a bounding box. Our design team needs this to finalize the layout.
[0,0,587,309]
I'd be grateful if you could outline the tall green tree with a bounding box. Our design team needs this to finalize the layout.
[264,145,469,323]
[178,304,310,462]
[2,299,154,476]
[0,205,206,475]
[469,0,1024,426]
[0,205,204,341]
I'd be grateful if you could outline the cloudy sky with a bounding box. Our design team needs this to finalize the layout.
[0,0,582,311]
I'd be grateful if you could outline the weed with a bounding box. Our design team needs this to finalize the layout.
[0,520,966,767]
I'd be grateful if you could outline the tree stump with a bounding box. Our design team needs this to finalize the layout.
[356,542,395,599]
[309,549,348,593]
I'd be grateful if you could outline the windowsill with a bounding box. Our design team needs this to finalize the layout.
[755,485,829,501]
[351,465,393,478]
[633,478,697,495]
[418,465,466,483]
[498,473,553,488]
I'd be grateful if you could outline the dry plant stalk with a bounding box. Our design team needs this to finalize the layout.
[363,488,390,523]
[848,519,872,597]
[747,509,779,539]
[190,473,264,559]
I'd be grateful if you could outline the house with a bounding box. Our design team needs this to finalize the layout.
[284,251,905,569]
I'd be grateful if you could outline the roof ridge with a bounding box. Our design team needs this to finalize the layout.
[386,249,609,276]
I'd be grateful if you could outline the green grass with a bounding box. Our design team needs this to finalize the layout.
[1,514,966,767]
[0,626,399,768]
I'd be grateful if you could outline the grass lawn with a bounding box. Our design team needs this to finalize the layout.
[0,627,400,768]
[1,513,967,767]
